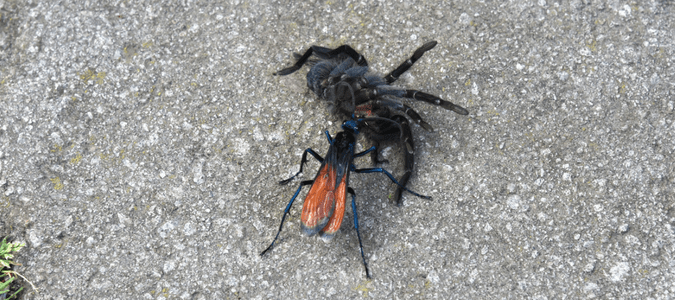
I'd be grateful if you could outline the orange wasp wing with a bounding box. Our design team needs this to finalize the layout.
[301,164,338,236]
[318,173,347,240]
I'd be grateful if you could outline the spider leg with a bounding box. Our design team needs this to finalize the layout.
[404,90,469,115]
[313,45,368,66]
[355,110,418,206]
[390,115,415,206]
[274,46,316,76]
[384,41,438,84]
[359,97,433,131]
[401,104,434,132]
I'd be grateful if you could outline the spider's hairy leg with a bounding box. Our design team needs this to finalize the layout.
[402,104,434,132]
[384,41,438,84]
[274,46,316,76]
[404,90,469,115]
[358,95,433,131]
[356,113,419,206]
[314,45,368,66]
[390,115,415,206]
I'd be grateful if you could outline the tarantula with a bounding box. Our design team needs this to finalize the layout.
[274,41,468,205]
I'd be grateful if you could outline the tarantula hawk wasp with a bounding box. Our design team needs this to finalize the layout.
[261,117,431,278]
[274,40,468,206]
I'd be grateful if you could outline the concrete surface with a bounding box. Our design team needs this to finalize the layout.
[1,0,674,299]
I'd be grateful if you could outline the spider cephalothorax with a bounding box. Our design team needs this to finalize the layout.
[275,41,467,205]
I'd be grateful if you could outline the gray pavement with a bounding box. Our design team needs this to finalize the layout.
[1,0,674,299]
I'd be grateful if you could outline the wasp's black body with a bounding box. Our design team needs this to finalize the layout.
[261,118,431,278]
[275,41,468,205]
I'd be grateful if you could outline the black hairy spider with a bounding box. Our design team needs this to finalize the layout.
[274,41,468,205]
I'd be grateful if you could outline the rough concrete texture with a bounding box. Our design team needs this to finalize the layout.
[1,0,674,299]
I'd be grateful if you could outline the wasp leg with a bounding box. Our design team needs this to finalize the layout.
[324,130,333,144]
[367,141,389,165]
[348,187,371,279]
[353,146,376,159]
[351,166,431,200]
[384,41,438,84]
[261,180,315,256]
[280,148,323,185]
